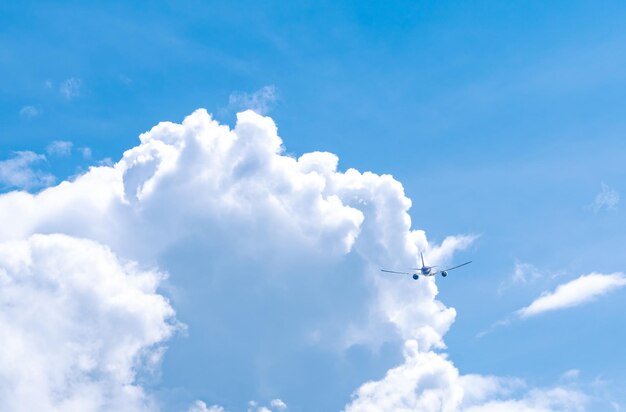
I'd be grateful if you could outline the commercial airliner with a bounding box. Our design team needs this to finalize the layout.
[381,252,471,280]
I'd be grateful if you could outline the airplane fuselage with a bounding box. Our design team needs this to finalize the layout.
[412,266,434,280]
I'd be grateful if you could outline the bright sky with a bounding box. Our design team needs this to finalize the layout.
[1,1,626,411]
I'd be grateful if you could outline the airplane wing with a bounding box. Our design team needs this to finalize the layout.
[431,261,472,276]
[380,269,412,275]
[443,261,472,271]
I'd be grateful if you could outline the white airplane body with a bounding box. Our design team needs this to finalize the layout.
[381,252,471,280]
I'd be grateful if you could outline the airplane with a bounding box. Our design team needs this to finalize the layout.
[381,252,471,280]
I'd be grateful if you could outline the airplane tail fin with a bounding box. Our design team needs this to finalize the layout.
[420,252,425,268]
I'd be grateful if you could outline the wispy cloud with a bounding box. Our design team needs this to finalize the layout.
[0,151,55,191]
[226,85,278,115]
[78,147,92,159]
[560,369,581,381]
[476,316,515,339]
[19,105,40,118]
[588,182,619,212]
[482,271,625,338]
[517,272,626,318]
[119,74,132,85]
[497,261,564,295]
[59,77,82,99]
[511,261,543,284]
[46,140,73,157]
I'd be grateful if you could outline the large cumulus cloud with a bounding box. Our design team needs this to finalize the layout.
[0,109,464,347]
[0,108,581,411]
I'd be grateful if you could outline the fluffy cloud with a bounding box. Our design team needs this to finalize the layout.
[0,109,474,409]
[18,108,610,410]
[270,399,287,410]
[517,272,626,318]
[188,400,225,412]
[0,234,176,411]
[122,109,476,353]
[344,341,463,412]
[0,151,55,191]
[247,399,288,412]
[462,387,587,412]
[344,340,587,412]
[0,109,466,347]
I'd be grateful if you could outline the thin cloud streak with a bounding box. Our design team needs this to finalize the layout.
[518,272,626,318]
[480,271,626,338]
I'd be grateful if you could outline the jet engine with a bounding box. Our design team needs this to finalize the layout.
[441,271,448,277]
[412,274,419,280]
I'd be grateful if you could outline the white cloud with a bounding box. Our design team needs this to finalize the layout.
[19,105,39,118]
[462,387,587,412]
[270,399,287,410]
[188,400,226,412]
[227,85,278,115]
[484,270,626,338]
[249,401,270,412]
[0,109,474,409]
[4,109,468,349]
[588,182,619,212]
[486,272,626,335]
[2,108,599,411]
[46,140,74,156]
[518,272,626,318]
[459,374,524,406]
[0,234,176,411]
[245,399,288,412]
[344,339,587,412]
[0,151,55,190]
[60,77,82,99]
[344,340,463,412]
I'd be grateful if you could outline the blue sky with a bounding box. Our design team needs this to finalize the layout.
[2,1,626,411]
